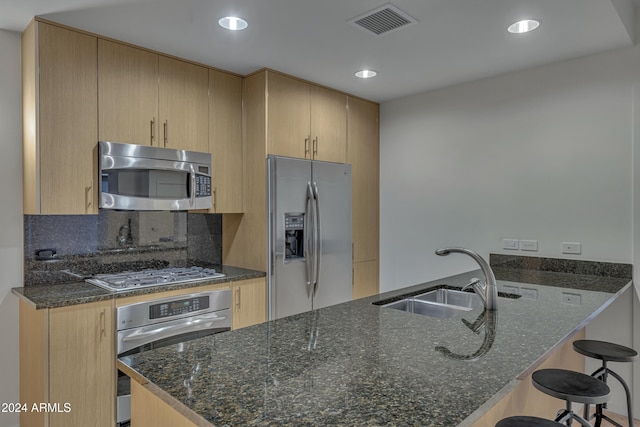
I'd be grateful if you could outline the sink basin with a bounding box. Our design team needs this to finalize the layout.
[381,289,483,319]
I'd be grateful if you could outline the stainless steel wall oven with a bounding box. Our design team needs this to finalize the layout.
[116,289,231,426]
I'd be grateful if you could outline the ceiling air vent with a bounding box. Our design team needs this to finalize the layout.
[348,3,417,36]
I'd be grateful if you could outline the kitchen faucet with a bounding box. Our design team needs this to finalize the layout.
[435,247,498,310]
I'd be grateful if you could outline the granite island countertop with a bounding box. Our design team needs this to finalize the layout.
[117,268,632,427]
[12,264,266,309]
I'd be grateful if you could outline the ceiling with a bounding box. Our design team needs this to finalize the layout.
[1,0,638,102]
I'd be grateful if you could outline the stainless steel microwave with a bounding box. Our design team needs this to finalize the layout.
[99,141,212,211]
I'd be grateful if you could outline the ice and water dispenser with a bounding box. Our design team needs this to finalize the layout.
[284,213,305,261]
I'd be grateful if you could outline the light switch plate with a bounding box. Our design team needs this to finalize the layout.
[520,240,538,251]
[502,239,519,250]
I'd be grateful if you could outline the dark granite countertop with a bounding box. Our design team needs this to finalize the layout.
[117,268,632,427]
[12,265,266,309]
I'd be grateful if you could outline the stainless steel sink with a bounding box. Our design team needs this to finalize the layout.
[381,289,483,318]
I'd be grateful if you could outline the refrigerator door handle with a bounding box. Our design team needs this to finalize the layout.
[312,182,321,297]
[305,182,314,295]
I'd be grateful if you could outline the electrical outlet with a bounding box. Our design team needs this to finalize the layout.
[520,287,539,300]
[502,239,519,250]
[520,240,538,251]
[562,242,581,254]
[561,292,582,306]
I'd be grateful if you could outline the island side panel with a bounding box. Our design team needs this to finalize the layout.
[130,380,200,427]
[472,328,586,426]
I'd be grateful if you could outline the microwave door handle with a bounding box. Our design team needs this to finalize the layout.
[189,164,196,207]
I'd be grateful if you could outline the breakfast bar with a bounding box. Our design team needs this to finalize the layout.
[118,266,632,426]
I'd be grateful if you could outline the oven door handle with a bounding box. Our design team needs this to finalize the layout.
[118,313,228,352]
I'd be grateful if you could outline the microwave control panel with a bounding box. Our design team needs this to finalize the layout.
[195,175,212,197]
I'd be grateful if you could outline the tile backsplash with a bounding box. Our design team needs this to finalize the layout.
[24,210,222,286]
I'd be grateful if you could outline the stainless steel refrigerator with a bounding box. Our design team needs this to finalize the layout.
[268,155,352,320]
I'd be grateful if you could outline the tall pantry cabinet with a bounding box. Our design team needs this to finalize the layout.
[224,69,379,299]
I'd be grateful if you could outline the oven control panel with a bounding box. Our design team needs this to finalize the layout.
[149,296,210,319]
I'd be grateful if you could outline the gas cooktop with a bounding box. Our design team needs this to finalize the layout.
[86,266,225,292]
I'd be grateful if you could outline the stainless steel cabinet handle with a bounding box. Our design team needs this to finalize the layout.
[163,120,168,147]
[304,136,310,158]
[213,187,217,212]
[85,185,92,213]
[313,137,318,157]
[99,309,106,338]
[150,117,156,145]
[235,288,241,310]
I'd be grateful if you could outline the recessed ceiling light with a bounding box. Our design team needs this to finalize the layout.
[507,19,540,34]
[218,16,248,31]
[355,69,377,79]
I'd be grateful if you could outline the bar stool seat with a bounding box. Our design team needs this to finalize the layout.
[532,368,610,426]
[496,416,567,426]
[573,340,638,363]
[573,340,638,427]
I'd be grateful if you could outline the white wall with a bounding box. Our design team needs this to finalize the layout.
[380,38,640,418]
[0,29,23,427]
[380,43,639,291]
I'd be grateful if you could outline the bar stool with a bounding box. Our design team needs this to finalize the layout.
[496,416,567,426]
[532,368,610,427]
[573,340,638,427]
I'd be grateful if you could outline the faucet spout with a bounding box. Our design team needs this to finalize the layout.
[435,247,498,310]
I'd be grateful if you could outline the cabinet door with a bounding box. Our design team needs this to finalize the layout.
[347,97,380,263]
[49,300,114,427]
[267,72,311,158]
[38,23,98,214]
[209,69,243,213]
[353,260,379,299]
[98,40,159,146]
[159,56,209,153]
[232,278,266,329]
[310,85,347,163]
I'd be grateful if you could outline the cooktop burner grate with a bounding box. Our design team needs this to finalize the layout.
[86,266,225,292]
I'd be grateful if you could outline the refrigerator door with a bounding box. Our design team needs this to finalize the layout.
[311,161,352,310]
[269,156,314,320]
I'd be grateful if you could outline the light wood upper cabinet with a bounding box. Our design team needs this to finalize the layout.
[23,22,98,214]
[310,85,348,163]
[232,277,267,329]
[98,39,158,146]
[158,56,209,153]
[266,71,347,162]
[19,299,115,427]
[209,69,243,213]
[348,96,380,264]
[267,72,311,158]
[98,40,209,152]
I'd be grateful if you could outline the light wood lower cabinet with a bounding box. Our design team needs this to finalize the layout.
[232,277,267,329]
[19,299,115,427]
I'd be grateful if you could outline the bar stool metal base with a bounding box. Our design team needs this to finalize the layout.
[573,340,638,427]
[496,416,566,427]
